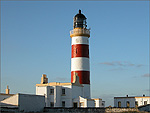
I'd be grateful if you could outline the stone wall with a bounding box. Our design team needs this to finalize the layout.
[0,107,146,113]
[105,107,139,113]
[0,107,19,112]
[44,107,105,113]
[44,107,141,113]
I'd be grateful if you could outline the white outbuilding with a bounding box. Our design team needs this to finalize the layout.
[1,93,45,112]
[114,95,150,108]
[36,74,105,108]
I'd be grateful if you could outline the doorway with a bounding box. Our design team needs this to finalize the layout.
[73,102,78,108]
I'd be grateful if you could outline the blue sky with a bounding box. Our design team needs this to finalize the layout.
[1,1,149,106]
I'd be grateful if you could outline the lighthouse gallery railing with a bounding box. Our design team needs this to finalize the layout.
[70,29,90,36]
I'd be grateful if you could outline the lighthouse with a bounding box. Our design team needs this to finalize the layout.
[70,10,91,98]
[36,10,105,108]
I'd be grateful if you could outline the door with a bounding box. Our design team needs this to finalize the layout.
[73,102,78,108]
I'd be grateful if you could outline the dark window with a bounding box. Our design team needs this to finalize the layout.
[135,101,138,108]
[126,101,130,108]
[50,89,54,95]
[76,49,77,54]
[73,102,78,108]
[50,102,54,107]
[102,103,104,106]
[62,101,65,107]
[62,89,65,95]
[94,102,96,107]
[144,101,147,105]
[118,101,121,108]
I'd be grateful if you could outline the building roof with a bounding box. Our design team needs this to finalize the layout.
[114,96,150,99]
[36,82,72,86]
[0,93,14,96]
[93,98,102,100]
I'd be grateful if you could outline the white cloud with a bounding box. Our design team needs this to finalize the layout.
[142,73,150,77]
[100,61,144,67]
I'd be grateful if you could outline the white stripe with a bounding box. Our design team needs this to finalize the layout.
[72,36,89,45]
[71,57,90,71]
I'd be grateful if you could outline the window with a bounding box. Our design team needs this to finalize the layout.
[50,102,54,107]
[76,49,78,54]
[73,102,78,108]
[126,101,130,108]
[50,89,54,95]
[102,103,105,106]
[144,101,147,105]
[94,102,96,107]
[62,101,65,107]
[118,101,121,108]
[62,89,65,95]
[135,101,138,108]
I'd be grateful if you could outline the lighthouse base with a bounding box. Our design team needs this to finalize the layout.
[83,84,91,98]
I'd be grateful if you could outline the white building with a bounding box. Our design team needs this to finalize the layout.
[1,93,45,112]
[36,74,105,108]
[114,95,150,108]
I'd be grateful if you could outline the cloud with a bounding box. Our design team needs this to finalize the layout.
[109,68,127,71]
[141,73,150,77]
[100,62,116,66]
[100,61,144,68]
[137,64,145,67]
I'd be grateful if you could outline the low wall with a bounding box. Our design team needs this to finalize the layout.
[0,107,19,112]
[44,107,140,113]
[44,107,105,113]
[105,107,139,113]
[0,107,143,113]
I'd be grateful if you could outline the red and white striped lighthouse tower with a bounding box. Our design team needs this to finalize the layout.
[70,10,91,98]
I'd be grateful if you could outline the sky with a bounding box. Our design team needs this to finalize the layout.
[1,1,149,106]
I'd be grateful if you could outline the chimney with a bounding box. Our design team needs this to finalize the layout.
[41,74,48,84]
[5,85,10,94]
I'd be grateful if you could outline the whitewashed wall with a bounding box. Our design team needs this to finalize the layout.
[79,96,87,107]
[1,93,45,112]
[135,97,150,106]
[114,97,150,108]
[114,98,135,107]
[72,85,83,99]
[87,99,95,107]
[83,84,90,98]
[19,94,45,112]
[36,84,103,108]
[54,86,61,107]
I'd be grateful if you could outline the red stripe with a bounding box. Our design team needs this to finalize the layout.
[71,71,90,84]
[72,44,89,58]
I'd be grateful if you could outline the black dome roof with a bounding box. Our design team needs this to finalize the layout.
[73,10,87,29]
[74,10,86,19]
